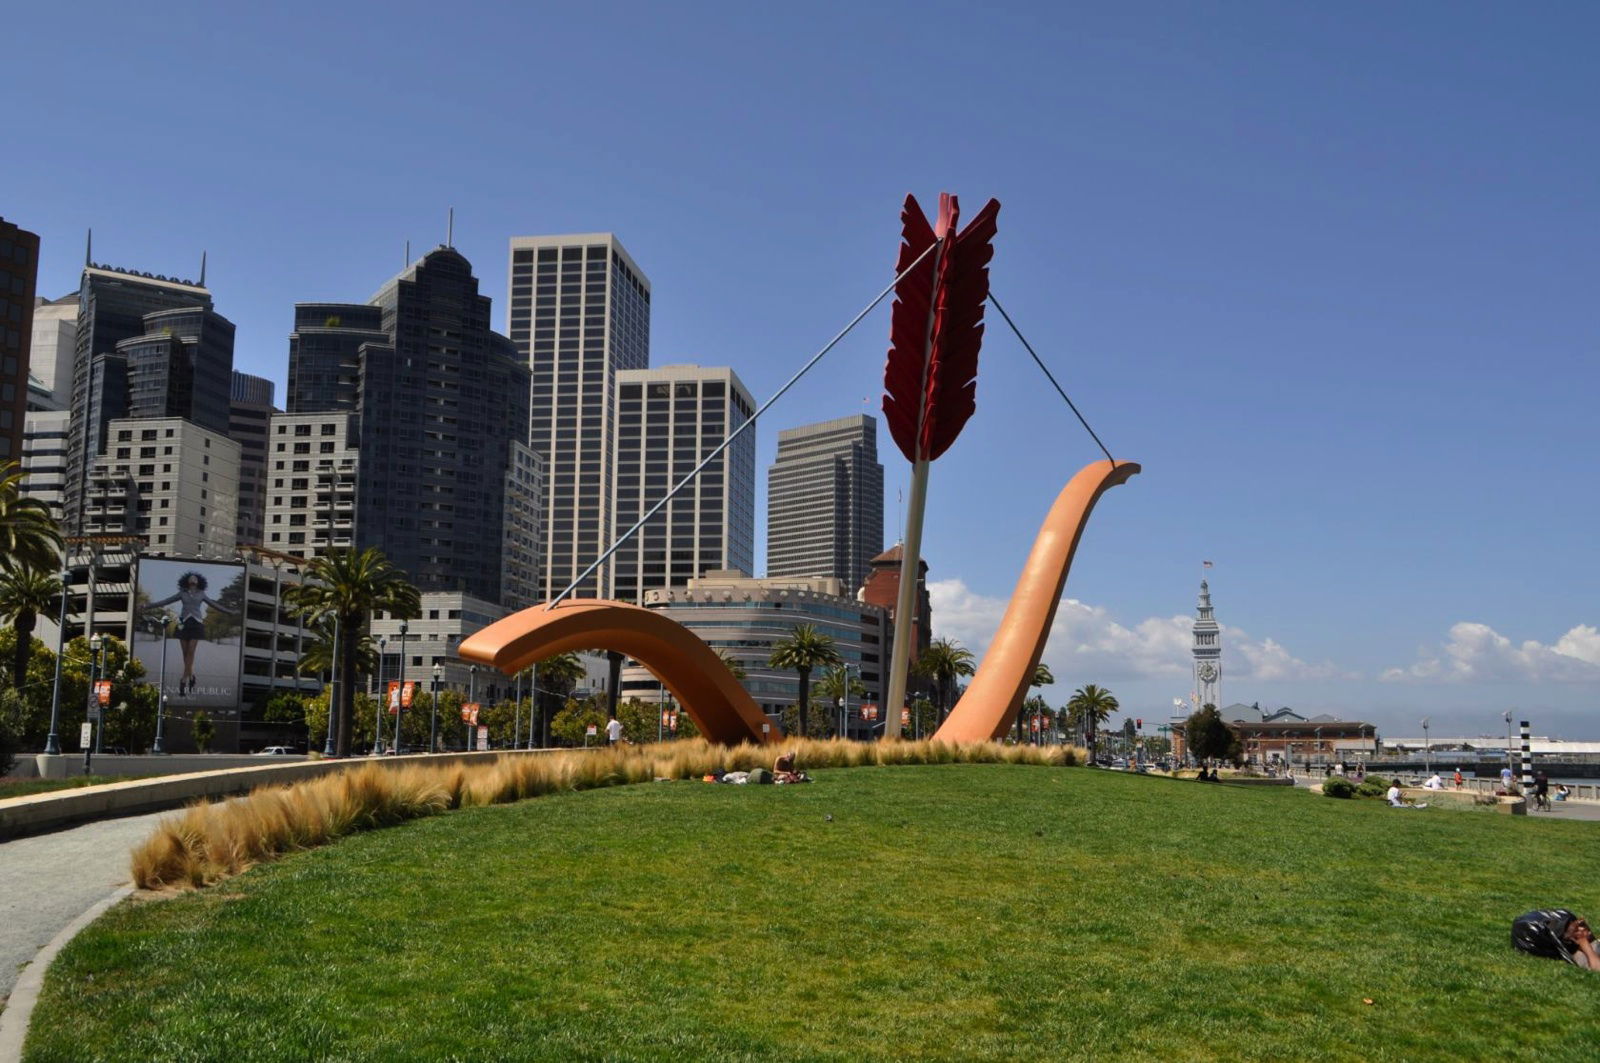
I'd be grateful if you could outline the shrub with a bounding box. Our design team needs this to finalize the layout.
[1323,777,1357,799]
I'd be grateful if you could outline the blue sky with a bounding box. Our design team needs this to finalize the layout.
[7,1,1597,738]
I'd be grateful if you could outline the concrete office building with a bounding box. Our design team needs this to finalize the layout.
[19,409,70,521]
[27,294,77,409]
[508,233,651,600]
[370,591,513,701]
[262,411,358,558]
[621,571,889,718]
[0,219,40,463]
[229,371,277,548]
[285,248,537,606]
[64,257,220,532]
[610,365,756,603]
[84,417,240,557]
[766,414,884,594]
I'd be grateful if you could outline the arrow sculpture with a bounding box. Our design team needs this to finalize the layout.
[881,192,1000,735]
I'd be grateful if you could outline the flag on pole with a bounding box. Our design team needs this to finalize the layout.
[1202,560,1214,568]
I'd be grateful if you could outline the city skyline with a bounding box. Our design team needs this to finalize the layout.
[7,3,1597,739]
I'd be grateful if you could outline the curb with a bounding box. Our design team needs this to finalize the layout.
[0,885,133,1063]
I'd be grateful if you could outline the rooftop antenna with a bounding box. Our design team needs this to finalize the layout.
[199,251,207,287]
[446,207,454,248]
[404,240,410,268]
[85,228,92,267]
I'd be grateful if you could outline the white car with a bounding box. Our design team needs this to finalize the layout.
[256,746,294,756]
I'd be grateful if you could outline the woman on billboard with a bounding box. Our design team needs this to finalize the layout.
[149,571,236,695]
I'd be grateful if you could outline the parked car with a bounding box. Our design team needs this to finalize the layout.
[256,746,295,756]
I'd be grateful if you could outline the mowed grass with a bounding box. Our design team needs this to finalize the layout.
[25,765,1600,1062]
[0,774,157,800]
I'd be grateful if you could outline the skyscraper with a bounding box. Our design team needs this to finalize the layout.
[229,371,277,548]
[0,218,41,464]
[507,234,650,600]
[64,257,218,533]
[27,294,78,409]
[610,365,755,603]
[766,414,884,593]
[285,247,539,606]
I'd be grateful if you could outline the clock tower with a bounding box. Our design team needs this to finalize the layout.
[1192,579,1221,710]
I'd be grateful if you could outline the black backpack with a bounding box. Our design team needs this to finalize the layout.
[1512,909,1578,964]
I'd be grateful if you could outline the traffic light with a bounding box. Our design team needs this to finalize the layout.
[1136,718,1142,730]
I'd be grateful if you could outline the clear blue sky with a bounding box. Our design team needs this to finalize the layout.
[7,1,1597,738]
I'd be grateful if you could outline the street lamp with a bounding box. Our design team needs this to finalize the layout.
[44,567,72,756]
[468,665,478,751]
[1422,717,1431,774]
[431,662,442,752]
[153,615,174,753]
[1504,710,1514,776]
[373,634,388,755]
[392,620,409,754]
[324,613,340,757]
[512,668,523,751]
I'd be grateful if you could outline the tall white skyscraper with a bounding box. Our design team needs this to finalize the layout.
[766,414,884,593]
[609,365,755,603]
[507,234,650,600]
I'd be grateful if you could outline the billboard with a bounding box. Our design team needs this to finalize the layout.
[132,557,247,709]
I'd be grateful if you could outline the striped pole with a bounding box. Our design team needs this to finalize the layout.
[1520,720,1533,792]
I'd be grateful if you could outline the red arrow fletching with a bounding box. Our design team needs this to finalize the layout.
[881,193,1000,463]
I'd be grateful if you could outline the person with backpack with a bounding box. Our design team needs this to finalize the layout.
[1513,910,1600,969]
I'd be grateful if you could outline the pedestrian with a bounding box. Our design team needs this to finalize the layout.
[1534,771,1551,811]
[1454,768,1463,789]
[1500,765,1514,793]
[606,716,623,744]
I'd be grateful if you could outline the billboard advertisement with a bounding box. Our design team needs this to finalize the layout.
[132,557,247,709]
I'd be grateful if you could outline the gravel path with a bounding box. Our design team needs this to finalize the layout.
[0,811,168,1011]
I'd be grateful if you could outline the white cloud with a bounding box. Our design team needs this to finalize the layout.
[1381,622,1600,684]
[926,579,1347,684]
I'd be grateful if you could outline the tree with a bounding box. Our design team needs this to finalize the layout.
[285,548,420,757]
[0,565,60,692]
[914,638,976,726]
[0,461,62,577]
[532,652,587,747]
[192,709,215,753]
[1182,703,1241,765]
[1066,684,1119,761]
[812,665,867,737]
[768,624,840,738]
[1020,660,1055,742]
[716,650,747,682]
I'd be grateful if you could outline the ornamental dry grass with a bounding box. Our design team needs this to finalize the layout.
[130,738,1080,890]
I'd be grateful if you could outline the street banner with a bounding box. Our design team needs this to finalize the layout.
[402,681,416,708]
[901,707,911,726]
[388,681,402,715]
[95,679,112,707]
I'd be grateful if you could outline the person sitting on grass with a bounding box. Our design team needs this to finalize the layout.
[772,749,809,784]
[1386,781,1426,808]
[1563,916,1600,969]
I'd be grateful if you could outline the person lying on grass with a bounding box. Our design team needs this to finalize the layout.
[1565,916,1600,969]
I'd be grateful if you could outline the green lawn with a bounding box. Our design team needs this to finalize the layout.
[24,765,1600,1062]
[0,774,154,800]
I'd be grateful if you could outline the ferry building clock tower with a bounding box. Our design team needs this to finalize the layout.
[1192,579,1221,709]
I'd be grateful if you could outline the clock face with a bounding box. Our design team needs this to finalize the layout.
[1198,662,1217,682]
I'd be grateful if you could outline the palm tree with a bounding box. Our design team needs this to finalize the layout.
[285,548,420,757]
[533,652,587,747]
[1021,661,1055,741]
[716,649,747,682]
[1066,684,1119,762]
[769,623,841,737]
[0,565,61,691]
[812,664,867,736]
[914,637,976,725]
[0,462,62,576]
[296,617,377,680]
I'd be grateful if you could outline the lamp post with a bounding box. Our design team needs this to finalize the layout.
[1422,717,1431,774]
[841,664,853,742]
[1504,710,1514,777]
[431,663,442,752]
[323,613,339,757]
[44,566,72,756]
[153,616,174,753]
[531,662,540,749]
[1314,726,1323,767]
[373,634,387,755]
[468,665,478,751]
[658,683,665,743]
[90,632,106,756]
[392,620,409,754]
[513,668,522,751]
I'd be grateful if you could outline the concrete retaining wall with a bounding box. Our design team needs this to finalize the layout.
[29,753,312,781]
[0,751,553,841]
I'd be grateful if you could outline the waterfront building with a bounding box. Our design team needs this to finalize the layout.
[857,543,934,705]
[507,233,651,600]
[620,570,889,719]
[1193,579,1221,709]
[0,218,40,463]
[766,414,884,593]
[1220,704,1378,766]
[609,364,755,604]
